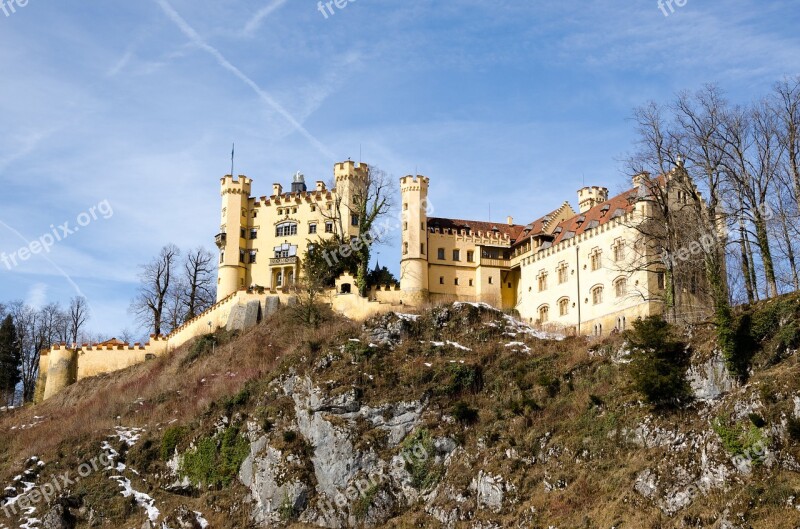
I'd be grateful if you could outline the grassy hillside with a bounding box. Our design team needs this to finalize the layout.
[1,299,799,528]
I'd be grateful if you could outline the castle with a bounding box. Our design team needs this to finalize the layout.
[35,159,695,401]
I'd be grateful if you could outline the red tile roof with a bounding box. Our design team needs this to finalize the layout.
[427,217,526,241]
[550,186,641,245]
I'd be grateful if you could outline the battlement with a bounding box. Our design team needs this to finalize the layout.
[334,160,368,180]
[220,175,252,195]
[577,186,609,213]
[400,175,430,190]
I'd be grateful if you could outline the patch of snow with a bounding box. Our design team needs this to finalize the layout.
[429,341,472,351]
[113,427,145,447]
[396,313,420,321]
[194,511,210,528]
[110,475,160,523]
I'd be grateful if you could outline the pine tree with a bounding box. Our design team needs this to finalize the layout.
[0,315,22,405]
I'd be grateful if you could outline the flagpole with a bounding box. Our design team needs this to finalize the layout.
[231,143,235,177]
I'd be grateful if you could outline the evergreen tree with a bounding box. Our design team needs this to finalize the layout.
[0,315,22,405]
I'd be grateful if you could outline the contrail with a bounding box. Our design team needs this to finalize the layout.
[154,0,335,160]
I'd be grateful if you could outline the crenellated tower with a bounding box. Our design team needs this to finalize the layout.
[334,160,369,239]
[216,175,252,301]
[400,174,430,303]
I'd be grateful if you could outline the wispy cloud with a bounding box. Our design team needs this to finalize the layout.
[241,0,287,37]
[153,0,335,160]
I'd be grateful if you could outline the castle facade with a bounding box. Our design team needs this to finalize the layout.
[399,173,679,335]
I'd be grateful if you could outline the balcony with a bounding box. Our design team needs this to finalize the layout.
[480,258,510,269]
[214,233,226,248]
[270,256,298,267]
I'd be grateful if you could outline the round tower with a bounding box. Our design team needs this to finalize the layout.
[216,175,252,301]
[400,175,430,304]
[42,346,78,400]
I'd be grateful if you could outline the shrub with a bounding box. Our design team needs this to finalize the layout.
[182,334,218,366]
[160,426,186,460]
[451,401,479,425]
[536,373,561,398]
[401,429,442,490]
[282,430,298,443]
[626,316,690,408]
[180,426,251,487]
[442,364,483,396]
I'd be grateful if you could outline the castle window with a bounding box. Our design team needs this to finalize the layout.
[420,243,425,255]
[437,248,445,260]
[615,278,628,298]
[220,251,224,264]
[249,251,257,264]
[241,208,246,217]
[592,286,604,305]
[440,276,444,285]
[614,241,625,262]
[222,207,226,217]
[239,250,245,263]
[351,214,359,227]
[404,222,408,231]
[325,222,334,233]
[276,271,283,287]
[453,249,461,261]
[403,203,408,211]
[309,223,317,234]
[292,208,297,214]
[455,278,459,286]
[538,272,548,292]
[250,228,258,240]
[311,205,316,212]
[558,263,568,284]
[403,242,409,255]
[276,222,298,237]
[657,271,666,290]
[240,228,246,239]
[559,298,569,316]
[253,210,258,218]
[590,250,602,271]
[469,279,474,287]
[539,305,550,323]
[467,251,474,263]
[421,223,425,231]
[488,277,494,285]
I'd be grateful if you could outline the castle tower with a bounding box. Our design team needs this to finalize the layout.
[577,186,609,213]
[400,175,430,303]
[334,160,369,239]
[216,175,252,301]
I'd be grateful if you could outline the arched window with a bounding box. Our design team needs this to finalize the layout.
[592,286,604,305]
[558,298,569,316]
[538,305,550,323]
[276,222,298,237]
[615,278,628,298]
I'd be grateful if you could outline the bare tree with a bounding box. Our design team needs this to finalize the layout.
[717,101,782,298]
[321,165,394,297]
[624,102,711,323]
[129,244,180,336]
[67,296,90,346]
[181,247,216,320]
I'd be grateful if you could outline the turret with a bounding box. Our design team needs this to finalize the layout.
[577,186,609,213]
[216,175,252,301]
[333,160,369,239]
[400,175,430,301]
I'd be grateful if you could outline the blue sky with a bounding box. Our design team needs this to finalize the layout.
[1,0,799,337]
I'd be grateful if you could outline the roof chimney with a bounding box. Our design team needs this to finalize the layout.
[316,181,326,192]
[507,216,514,226]
[272,183,283,196]
[291,172,307,193]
